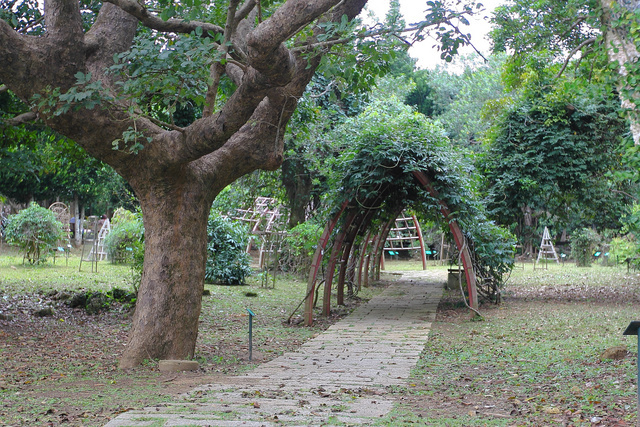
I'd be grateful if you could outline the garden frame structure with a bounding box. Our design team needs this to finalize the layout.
[304,170,478,326]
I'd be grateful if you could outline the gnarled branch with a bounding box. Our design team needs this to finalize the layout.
[2,111,37,126]
[235,0,256,27]
[103,0,224,38]
[44,0,84,41]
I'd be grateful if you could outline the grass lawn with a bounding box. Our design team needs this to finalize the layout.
[2,245,639,426]
[382,262,640,426]
[0,245,385,426]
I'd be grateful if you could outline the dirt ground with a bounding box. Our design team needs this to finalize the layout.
[0,289,368,426]
[2,276,638,426]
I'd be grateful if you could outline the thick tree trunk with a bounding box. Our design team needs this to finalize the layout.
[119,180,212,368]
[0,0,369,369]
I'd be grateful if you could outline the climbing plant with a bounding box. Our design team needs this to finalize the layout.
[326,99,516,294]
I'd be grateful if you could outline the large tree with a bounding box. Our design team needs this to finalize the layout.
[1,0,375,368]
[0,0,483,368]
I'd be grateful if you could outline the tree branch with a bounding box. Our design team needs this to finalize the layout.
[611,189,639,201]
[2,111,37,126]
[247,0,340,61]
[0,20,35,101]
[203,0,241,117]
[142,114,185,133]
[84,3,138,85]
[234,0,256,26]
[560,16,587,39]
[44,0,84,42]
[555,37,597,79]
[103,0,224,38]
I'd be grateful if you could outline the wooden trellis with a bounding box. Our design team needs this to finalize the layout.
[381,211,427,270]
[537,226,559,263]
[304,170,480,326]
[49,202,72,264]
[233,197,288,268]
[79,216,110,272]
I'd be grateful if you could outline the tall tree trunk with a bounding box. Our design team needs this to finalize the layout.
[119,180,212,368]
[282,155,312,228]
[601,0,640,144]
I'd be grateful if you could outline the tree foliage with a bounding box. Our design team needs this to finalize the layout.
[205,211,252,286]
[480,65,632,243]
[404,54,506,147]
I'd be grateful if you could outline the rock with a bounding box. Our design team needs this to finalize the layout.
[68,292,88,308]
[51,291,73,301]
[158,360,199,372]
[85,293,110,314]
[34,307,54,317]
[600,346,627,361]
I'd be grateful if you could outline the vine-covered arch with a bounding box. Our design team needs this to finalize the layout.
[303,100,515,326]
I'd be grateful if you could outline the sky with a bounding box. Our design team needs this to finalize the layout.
[364,0,506,69]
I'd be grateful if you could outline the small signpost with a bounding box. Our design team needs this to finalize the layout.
[623,321,640,426]
[246,308,256,361]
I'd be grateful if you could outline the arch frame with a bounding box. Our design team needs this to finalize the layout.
[304,171,479,326]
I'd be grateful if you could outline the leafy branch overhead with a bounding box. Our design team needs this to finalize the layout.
[2,0,488,135]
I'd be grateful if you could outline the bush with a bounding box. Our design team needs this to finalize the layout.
[279,221,323,274]
[609,236,638,266]
[205,211,252,285]
[570,228,600,267]
[5,202,63,264]
[104,208,144,264]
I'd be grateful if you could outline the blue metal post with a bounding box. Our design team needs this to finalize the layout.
[247,309,256,361]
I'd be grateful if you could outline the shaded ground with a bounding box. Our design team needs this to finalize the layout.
[0,286,374,426]
[2,263,639,426]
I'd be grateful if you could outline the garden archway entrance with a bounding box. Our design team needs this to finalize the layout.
[300,100,514,326]
[304,170,479,326]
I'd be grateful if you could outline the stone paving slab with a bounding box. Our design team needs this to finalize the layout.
[105,270,445,426]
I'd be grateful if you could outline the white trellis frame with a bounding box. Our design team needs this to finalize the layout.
[537,226,559,263]
[381,211,427,270]
[232,197,288,268]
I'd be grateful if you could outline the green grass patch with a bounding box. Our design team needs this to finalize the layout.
[386,262,639,425]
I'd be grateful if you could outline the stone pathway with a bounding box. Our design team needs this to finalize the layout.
[105,270,445,426]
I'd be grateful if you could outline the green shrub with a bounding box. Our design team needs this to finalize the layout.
[609,236,638,266]
[279,221,323,274]
[104,215,144,264]
[205,211,252,285]
[570,228,600,267]
[5,202,63,264]
[103,208,144,292]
